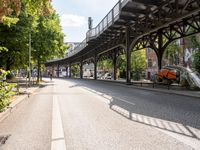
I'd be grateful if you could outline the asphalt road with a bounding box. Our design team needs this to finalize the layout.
[0,78,200,150]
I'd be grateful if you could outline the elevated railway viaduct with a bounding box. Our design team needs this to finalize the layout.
[46,0,200,84]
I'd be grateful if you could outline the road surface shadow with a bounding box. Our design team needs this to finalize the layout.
[65,78,200,141]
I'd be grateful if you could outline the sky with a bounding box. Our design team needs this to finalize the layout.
[52,0,119,42]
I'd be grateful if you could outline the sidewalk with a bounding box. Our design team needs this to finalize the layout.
[0,78,40,122]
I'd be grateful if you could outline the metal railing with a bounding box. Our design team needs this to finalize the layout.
[86,0,122,41]
[68,39,87,57]
[70,0,129,57]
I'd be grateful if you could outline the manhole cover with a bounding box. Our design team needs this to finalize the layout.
[0,135,10,146]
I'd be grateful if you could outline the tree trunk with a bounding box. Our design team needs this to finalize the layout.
[6,58,11,71]
[40,70,42,81]
[37,59,40,83]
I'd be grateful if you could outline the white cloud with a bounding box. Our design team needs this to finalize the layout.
[52,0,119,41]
[61,14,87,27]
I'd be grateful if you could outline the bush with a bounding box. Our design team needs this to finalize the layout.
[6,72,15,80]
[0,70,16,112]
[193,50,200,73]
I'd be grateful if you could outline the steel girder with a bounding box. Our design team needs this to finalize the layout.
[132,12,200,69]
[134,13,200,51]
[127,0,200,39]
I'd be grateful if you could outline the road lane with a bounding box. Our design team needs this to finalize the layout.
[68,79,200,149]
[0,78,199,149]
[54,79,196,150]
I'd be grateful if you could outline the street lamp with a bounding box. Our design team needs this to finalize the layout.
[28,33,31,86]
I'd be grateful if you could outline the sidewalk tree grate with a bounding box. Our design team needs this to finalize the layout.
[0,135,11,146]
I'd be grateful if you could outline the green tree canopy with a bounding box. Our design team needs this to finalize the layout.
[31,13,67,81]
[191,35,200,73]
[164,41,180,65]
[97,59,113,71]
[0,0,52,26]
[0,0,67,83]
[0,3,34,70]
[131,49,146,80]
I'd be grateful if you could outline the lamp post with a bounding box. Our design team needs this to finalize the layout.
[28,33,31,86]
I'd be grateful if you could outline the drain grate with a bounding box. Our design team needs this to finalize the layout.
[0,135,10,146]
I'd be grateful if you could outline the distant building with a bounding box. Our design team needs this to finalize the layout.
[67,42,81,57]
[83,63,94,78]
[145,34,200,79]
[146,48,158,80]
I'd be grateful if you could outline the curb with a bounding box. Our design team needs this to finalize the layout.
[108,81,200,99]
[129,85,200,99]
[70,78,200,99]
[0,86,40,123]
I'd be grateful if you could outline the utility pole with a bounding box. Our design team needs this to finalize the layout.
[29,33,31,86]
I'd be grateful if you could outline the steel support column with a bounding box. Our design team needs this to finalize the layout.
[94,54,97,80]
[157,30,164,70]
[51,66,54,77]
[69,63,72,78]
[125,26,132,84]
[66,66,68,77]
[57,64,59,77]
[113,50,117,80]
[80,61,83,79]
[148,30,166,71]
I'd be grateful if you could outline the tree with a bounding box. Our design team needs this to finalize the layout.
[0,0,20,25]
[131,49,146,80]
[0,3,34,70]
[117,54,126,78]
[164,41,180,65]
[31,13,67,82]
[191,35,200,73]
[71,64,79,77]
[25,0,53,16]
[0,0,52,25]
[193,51,200,73]
[97,59,112,71]
[0,0,67,83]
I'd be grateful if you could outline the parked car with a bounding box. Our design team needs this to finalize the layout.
[83,69,92,78]
[97,73,103,79]
[101,73,112,80]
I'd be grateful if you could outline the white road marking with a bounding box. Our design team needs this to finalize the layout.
[51,95,66,150]
[81,87,136,106]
